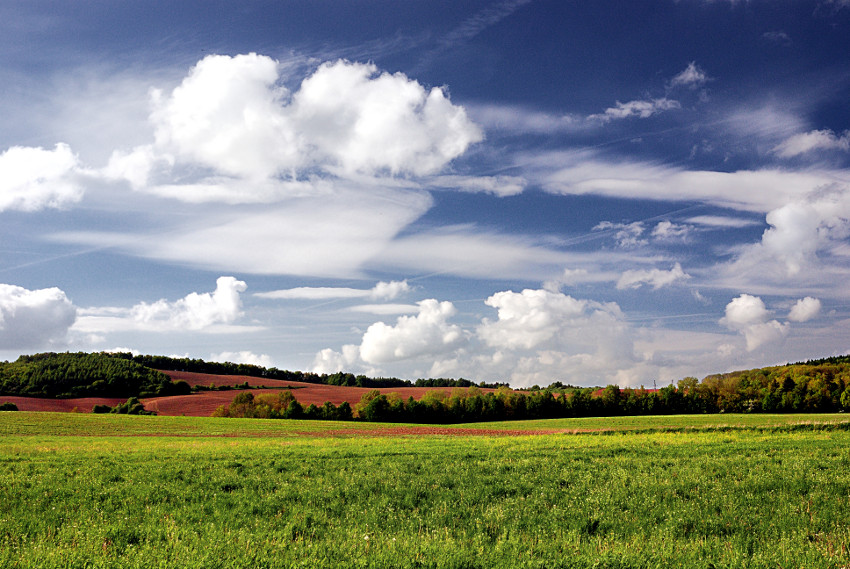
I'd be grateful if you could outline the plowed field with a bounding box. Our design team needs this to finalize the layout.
[0,371,497,417]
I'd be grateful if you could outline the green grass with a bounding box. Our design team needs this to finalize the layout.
[1,412,849,568]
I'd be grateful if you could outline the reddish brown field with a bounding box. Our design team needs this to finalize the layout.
[0,396,126,413]
[0,371,501,417]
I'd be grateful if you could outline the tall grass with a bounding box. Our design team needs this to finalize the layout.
[0,413,848,567]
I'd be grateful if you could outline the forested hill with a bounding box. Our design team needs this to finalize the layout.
[0,352,189,398]
[117,353,506,389]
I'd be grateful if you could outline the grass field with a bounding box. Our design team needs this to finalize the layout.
[1,412,849,568]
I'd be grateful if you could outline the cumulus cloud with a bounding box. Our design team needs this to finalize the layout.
[617,263,690,290]
[470,288,636,386]
[774,129,850,158]
[255,280,410,301]
[719,294,788,351]
[727,189,850,280]
[478,289,629,354]
[370,280,412,300]
[0,144,85,211]
[311,299,465,373]
[210,351,274,367]
[131,276,246,330]
[150,53,296,181]
[292,60,483,177]
[312,344,360,375]
[74,277,253,334]
[107,53,483,202]
[359,299,466,364]
[0,284,77,349]
[589,98,680,123]
[313,289,639,386]
[788,296,821,322]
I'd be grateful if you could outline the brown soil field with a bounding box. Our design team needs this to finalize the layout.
[0,396,126,413]
[0,371,502,417]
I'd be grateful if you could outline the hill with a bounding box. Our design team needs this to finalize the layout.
[0,352,189,399]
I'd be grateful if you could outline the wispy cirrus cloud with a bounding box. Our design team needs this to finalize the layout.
[255,280,411,301]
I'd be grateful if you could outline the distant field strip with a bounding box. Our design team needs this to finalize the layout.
[1,411,850,437]
[0,413,849,568]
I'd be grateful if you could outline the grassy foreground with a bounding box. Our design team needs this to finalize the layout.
[0,413,849,568]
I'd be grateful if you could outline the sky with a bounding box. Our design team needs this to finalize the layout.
[1,0,850,387]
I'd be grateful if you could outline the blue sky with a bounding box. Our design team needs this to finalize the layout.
[1,0,850,386]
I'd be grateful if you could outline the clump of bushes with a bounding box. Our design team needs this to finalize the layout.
[213,390,353,421]
[92,397,156,415]
[0,401,18,411]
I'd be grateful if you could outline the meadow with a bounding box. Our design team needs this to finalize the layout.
[0,412,849,568]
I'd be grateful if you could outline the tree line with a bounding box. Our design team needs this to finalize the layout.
[214,360,850,423]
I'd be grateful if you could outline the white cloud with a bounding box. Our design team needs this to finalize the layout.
[470,288,636,386]
[348,304,419,315]
[686,215,761,228]
[0,283,77,349]
[669,62,709,89]
[65,187,432,278]
[774,129,850,158]
[722,104,806,145]
[719,294,789,351]
[479,289,590,350]
[478,289,629,354]
[131,276,246,330]
[651,220,692,241]
[538,151,850,213]
[150,53,297,182]
[467,103,584,135]
[430,175,526,197]
[589,98,680,123]
[210,351,274,367]
[292,60,483,177]
[377,226,583,280]
[720,294,771,328]
[359,299,466,364]
[727,189,850,280]
[594,221,647,248]
[74,277,254,334]
[788,296,821,322]
[255,280,410,301]
[108,54,482,203]
[0,144,85,212]
[617,263,690,290]
[255,287,370,300]
[370,280,412,300]
[312,344,360,375]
